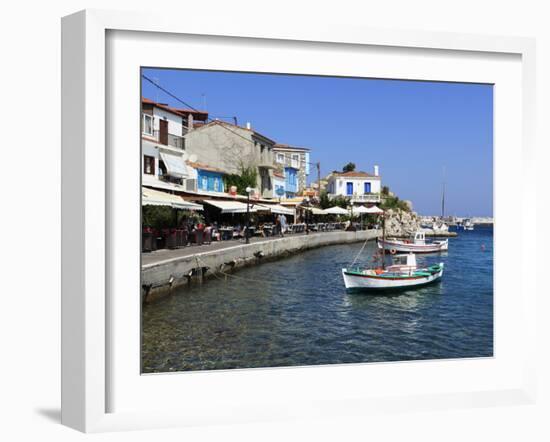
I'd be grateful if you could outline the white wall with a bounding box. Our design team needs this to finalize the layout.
[2,1,549,442]
[153,107,184,137]
[329,177,381,196]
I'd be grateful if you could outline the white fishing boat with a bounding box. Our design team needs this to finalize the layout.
[462,218,474,230]
[342,253,444,292]
[377,231,449,254]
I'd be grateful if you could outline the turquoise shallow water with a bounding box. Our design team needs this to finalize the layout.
[142,226,493,373]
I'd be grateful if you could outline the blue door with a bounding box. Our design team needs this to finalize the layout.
[346,182,353,195]
[364,182,371,193]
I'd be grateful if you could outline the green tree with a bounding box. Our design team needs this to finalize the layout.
[380,194,410,212]
[319,190,349,209]
[224,166,258,195]
[342,162,356,173]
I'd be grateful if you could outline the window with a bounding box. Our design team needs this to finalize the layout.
[158,160,167,176]
[143,155,155,175]
[261,144,265,153]
[201,175,208,190]
[276,153,285,164]
[364,182,371,193]
[346,182,353,195]
[142,114,153,135]
[214,178,220,192]
[291,154,299,168]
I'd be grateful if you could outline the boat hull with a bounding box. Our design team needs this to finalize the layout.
[342,265,444,292]
[377,238,448,254]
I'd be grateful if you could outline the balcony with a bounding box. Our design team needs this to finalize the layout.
[351,193,381,203]
[149,130,186,150]
[276,155,302,169]
[328,193,381,203]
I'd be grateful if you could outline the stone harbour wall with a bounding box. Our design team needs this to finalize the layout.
[142,229,380,303]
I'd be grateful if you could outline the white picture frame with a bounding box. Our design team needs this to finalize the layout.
[61,9,537,433]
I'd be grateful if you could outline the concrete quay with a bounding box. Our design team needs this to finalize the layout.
[141,229,380,303]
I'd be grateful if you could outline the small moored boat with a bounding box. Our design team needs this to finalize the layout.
[378,230,448,254]
[462,218,474,231]
[342,253,444,292]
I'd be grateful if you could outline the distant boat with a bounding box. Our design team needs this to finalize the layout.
[342,253,444,292]
[431,221,449,233]
[377,231,449,254]
[462,218,474,231]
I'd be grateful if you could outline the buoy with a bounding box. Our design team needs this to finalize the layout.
[390,248,397,255]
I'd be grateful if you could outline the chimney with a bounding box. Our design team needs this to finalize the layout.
[188,113,194,131]
[374,165,379,176]
[246,122,251,130]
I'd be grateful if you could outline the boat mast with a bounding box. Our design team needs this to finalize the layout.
[382,212,386,269]
[441,166,446,219]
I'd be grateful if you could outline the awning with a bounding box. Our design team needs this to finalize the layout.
[203,199,258,214]
[159,150,189,178]
[255,204,294,216]
[142,187,203,210]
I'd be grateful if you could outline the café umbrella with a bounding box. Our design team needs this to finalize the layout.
[322,206,349,215]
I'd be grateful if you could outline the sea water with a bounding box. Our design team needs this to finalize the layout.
[142,226,493,372]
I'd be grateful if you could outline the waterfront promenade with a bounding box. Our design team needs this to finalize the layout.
[142,229,381,302]
[142,233,311,266]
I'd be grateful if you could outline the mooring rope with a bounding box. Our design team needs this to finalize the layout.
[349,239,369,269]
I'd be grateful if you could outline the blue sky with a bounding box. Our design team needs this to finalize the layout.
[142,68,493,216]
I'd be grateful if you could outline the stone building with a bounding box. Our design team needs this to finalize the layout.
[184,120,276,198]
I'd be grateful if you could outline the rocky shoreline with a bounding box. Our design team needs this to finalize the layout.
[383,208,457,238]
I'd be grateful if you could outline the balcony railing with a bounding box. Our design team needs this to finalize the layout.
[328,193,381,203]
[150,130,185,150]
[351,193,381,203]
[276,156,302,169]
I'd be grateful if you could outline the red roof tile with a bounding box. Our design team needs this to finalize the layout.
[186,161,227,174]
[141,97,208,121]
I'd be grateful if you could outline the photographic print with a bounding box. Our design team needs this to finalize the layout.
[140,69,493,373]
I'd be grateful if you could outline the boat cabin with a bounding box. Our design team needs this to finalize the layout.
[412,231,426,244]
[387,253,417,273]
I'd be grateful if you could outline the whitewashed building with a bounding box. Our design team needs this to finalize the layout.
[141,97,208,187]
[326,166,382,204]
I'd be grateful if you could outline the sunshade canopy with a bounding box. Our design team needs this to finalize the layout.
[309,207,326,215]
[203,199,258,214]
[323,206,349,215]
[142,187,203,210]
[362,205,384,214]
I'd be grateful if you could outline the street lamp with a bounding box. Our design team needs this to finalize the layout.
[245,186,252,244]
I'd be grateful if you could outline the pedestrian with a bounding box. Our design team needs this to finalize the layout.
[280,214,287,237]
[276,214,282,237]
